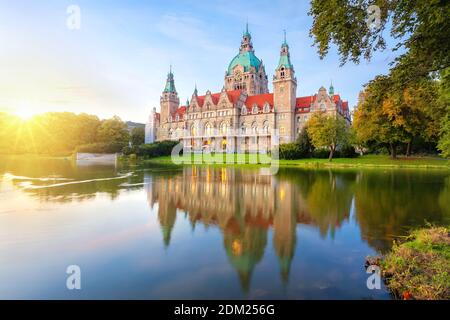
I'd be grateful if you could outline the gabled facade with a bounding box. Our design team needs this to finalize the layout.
[146,26,351,152]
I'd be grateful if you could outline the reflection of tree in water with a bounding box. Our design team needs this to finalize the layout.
[353,170,450,253]
[277,169,355,238]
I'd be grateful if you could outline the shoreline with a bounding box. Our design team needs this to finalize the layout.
[136,155,450,170]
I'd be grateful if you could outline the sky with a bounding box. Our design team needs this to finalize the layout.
[0,0,399,123]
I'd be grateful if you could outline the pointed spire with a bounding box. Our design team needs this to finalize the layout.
[329,80,335,96]
[163,65,177,93]
[282,29,288,47]
[243,21,251,38]
[186,98,190,106]
[193,84,198,96]
[277,30,293,70]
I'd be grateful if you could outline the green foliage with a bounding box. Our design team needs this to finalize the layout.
[353,75,446,158]
[340,145,358,158]
[130,127,145,147]
[309,0,450,83]
[137,140,180,158]
[381,226,450,300]
[312,148,331,159]
[437,69,450,157]
[0,112,130,155]
[279,143,304,160]
[296,126,315,157]
[97,116,130,147]
[307,112,350,161]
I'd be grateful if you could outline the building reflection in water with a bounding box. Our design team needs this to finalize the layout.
[144,166,354,291]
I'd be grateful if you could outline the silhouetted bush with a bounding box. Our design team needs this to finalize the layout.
[340,145,358,158]
[137,140,180,158]
[312,148,331,159]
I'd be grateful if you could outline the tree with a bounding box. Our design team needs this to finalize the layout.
[437,69,450,157]
[130,127,145,147]
[309,0,450,85]
[307,112,349,161]
[353,75,445,158]
[296,126,315,157]
[97,116,130,147]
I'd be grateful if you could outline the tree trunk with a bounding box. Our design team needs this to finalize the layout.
[328,146,334,162]
[406,139,412,157]
[390,143,397,159]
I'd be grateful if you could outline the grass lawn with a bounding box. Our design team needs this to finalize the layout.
[380,226,450,300]
[138,154,450,169]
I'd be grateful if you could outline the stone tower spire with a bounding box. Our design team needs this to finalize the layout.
[273,30,297,143]
[240,22,254,54]
[329,80,335,96]
[160,66,179,124]
[163,65,177,93]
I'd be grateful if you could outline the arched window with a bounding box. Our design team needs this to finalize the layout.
[280,67,285,78]
[262,121,269,134]
[241,123,247,134]
[204,123,213,136]
[251,122,258,134]
[220,122,228,135]
[190,124,197,137]
[168,128,173,138]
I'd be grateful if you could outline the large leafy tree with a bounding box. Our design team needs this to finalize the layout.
[97,116,130,147]
[309,0,450,156]
[130,127,145,147]
[353,75,445,158]
[307,112,349,161]
[309,0,450,84]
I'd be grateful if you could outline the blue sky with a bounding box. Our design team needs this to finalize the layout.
[0,0,399,122]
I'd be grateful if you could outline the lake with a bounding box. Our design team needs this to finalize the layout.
[0,156,449,299]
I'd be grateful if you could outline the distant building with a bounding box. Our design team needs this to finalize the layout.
[146,26,350,151]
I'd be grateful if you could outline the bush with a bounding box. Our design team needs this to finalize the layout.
[137,140,180,158]
[77,142,125,154]
[340,145,358,158]
[279,143,303,160]
[312,148,331,159]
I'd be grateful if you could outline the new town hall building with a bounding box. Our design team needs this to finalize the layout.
[145,26,351,152]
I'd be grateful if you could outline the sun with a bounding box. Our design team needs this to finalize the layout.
[12,101,38,120]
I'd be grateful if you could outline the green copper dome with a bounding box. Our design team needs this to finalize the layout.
[227,51,261,75]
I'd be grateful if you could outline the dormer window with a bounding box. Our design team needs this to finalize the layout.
[175,114,179,122]
[252,105,258,114]
[241,106,247,115]
[263,103,270,113]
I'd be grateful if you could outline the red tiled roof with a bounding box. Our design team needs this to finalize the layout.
[195,90,242,107]
[244,93,273,110]
[333,94,341,103]
[296,96,315,108]
[226,90,242,104]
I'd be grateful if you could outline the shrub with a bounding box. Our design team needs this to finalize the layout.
[279,143,303,160]
[312,148,331,159]
[137,140,180,158]
[340,145,358,158]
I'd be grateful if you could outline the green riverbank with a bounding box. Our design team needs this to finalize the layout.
[137,154,450,169]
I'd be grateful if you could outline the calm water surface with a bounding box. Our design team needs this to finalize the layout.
[0,156,449,299]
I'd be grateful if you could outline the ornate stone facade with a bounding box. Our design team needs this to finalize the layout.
[146,27,351,152]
